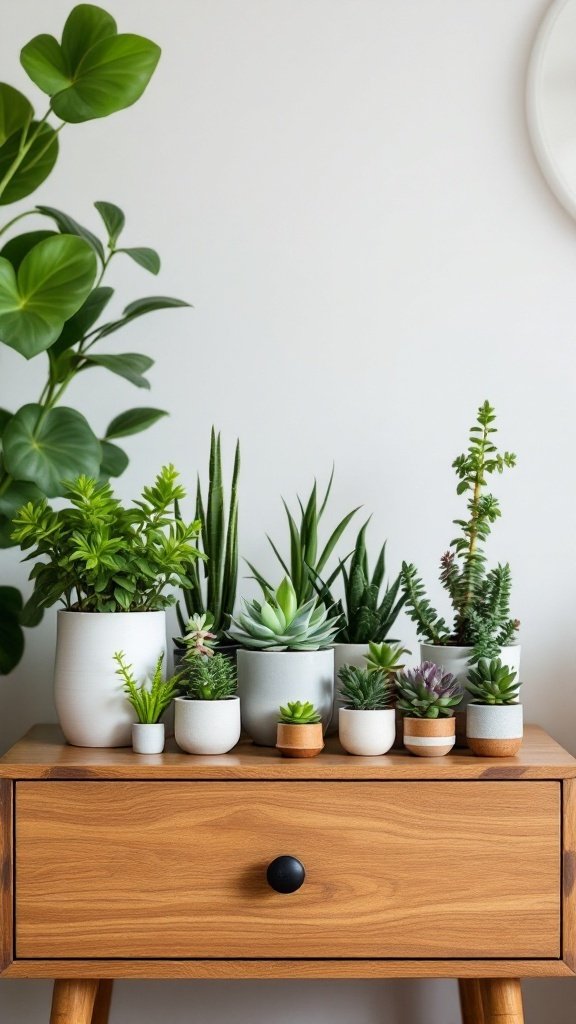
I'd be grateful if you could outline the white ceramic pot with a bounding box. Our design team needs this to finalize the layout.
[327,643,370,735]
[237,649,334,746]
[54,610,167,748]
[174,696,241,754]
[466,703,523,757]
[338,707,395,756]
[132,723,165,754]
[420,643,522,699]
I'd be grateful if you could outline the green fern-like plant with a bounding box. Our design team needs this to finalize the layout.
[179,652,237,701]
[401,402,519,662]
[338,665,395,711]
[278,700,322,724]
[114,651,179,724]
[466,658,520,705]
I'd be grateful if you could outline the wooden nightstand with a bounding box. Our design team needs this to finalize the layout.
[1,724,575,1024]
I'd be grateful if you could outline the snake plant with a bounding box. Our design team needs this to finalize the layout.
[466,658,520,705]
[229,577,340,651]
[396,662,462,719]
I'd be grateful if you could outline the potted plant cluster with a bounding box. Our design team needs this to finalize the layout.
[400,402,520,737]
[174,617,240,755]
[276,701,324,758]
[465,658,523,757]
[337,666,396,756]
[11,466,201,747]
[229,577,339,746]
[114,651,179,754]
[396,662,462,757]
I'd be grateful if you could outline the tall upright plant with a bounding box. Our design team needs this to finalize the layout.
[176,429,240,641]
[0,5,189,672]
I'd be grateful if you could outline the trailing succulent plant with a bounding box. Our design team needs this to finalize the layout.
[395,662,462,719]
[114,651,179,725]
[364,640,410,677]
[400,402,519,663]
[278,701,322,725]
[466,658,520,705]
[179,652,237,701]
[229,577,340,652]
[314,520,406,644]
[338,665,395,711]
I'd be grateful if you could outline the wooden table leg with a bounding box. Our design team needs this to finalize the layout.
[459,979,485,1024]
[50,979,99,1024]
[92,981,114,1024]
[481,979,524,1024]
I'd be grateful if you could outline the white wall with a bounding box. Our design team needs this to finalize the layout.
[1,1,575,1020]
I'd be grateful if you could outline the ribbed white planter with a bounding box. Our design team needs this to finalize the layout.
[54,610,167,748]
[237,649,334,746]
[466,703,523,757]
[132,723,165,754]
[327,643,370,735]
[338,707,395,756]
[174,696,241,755]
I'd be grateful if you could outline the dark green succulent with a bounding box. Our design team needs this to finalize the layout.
[466,658,520,705]
[278,700,322,725]
[396,662,462,719]
[179,652,237,701]
[338,665,395,711]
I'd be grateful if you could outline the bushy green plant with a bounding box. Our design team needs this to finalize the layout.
[278,700,322,724]
[229,576,340,651]
[114,651,179,724]
[248,468,359,605]
[315,521,406,643]
[401,402,519,662]
[12,465,201,613]
[396,662,462,719]
[338,665,395,711]
[176,429,240,640]
[364,640,410,676]
[0,5,189,672]
[179,653,237,701]
[466,658,520,705]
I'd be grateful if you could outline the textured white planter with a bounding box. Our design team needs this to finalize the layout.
[54,610,167,748]
[174,696,241,755]
[420,643,522,699]
[237,649,334,746]
[327,643,370,735]
[132,723,165,754]
[338,707,395,756]
[466,703,523,757]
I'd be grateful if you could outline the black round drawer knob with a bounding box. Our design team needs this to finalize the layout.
[266,855,305,894]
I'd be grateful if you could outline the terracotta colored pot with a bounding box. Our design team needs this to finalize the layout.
[276,722,324,758]
[466,703,523,758]
[403,717,455,757]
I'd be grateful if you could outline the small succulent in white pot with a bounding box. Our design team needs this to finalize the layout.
[396,662,462,757]
[114,651,179,754]
[174,621,240,755]
[465,658,523,757]
[229,577,340,746]
[338,665,396,756]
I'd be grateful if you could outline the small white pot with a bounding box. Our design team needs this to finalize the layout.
[54,610,167,748]
[132,723,165,754]
[174,696,241,755]
[237,649,334,746]
[327,643,370,735]
[338,707,396,756]
[466,703,523,757]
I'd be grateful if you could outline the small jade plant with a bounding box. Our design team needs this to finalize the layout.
[114,651,179,724]
[466,658,520,705]
[229,576,340,651]
[400,402,519,663]
[364,641,410,677]
[278,701,322,724]
[338,666,395,711]
[396,662,462,719]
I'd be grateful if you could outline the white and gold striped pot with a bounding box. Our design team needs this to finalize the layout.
[403,716,456,757]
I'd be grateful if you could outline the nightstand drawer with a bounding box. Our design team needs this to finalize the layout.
[15,780,560,960]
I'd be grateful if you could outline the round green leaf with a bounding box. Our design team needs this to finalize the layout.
[100,439,129,478]
[94,200,125,245]
[0,586,24,674]
[0,121,59,206]
[20,34,70,95]
[0,230,57,272]
[105,407,167,439]
[0,478,43,517]
[0,84,33,147]
[0,408,12,436]
[0,234,97,358]
[2,403,101,496]
[61,6,117,69]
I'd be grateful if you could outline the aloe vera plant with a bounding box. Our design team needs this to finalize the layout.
[176,429,240,640]
[229,576,340,651]
[278,700,322,724]
[248,468,359,606]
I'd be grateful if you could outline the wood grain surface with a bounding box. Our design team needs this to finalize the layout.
[16,780,560,960]
[0,780,12,971]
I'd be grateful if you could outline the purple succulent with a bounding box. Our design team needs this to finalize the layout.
[396,661,462,718]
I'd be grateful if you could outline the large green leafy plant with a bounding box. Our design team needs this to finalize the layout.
[400,402,519,663]
[0,5,188,670]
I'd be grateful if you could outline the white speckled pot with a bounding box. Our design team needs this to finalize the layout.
[466,703,523,757]
[327,643,370,735]
[54,610,167,748]
[339,708,396,756]
[174,696,241,755]
[132,723,165,754]
[237,649,334,746]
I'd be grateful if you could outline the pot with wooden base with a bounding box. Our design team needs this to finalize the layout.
[276,701,324,758]
[403,716,456,757]
[396,661,463,758]
[465,657,523,758]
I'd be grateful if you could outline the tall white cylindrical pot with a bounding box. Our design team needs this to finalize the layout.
[237,649,334,746]
[327,643,370,735]
[174,697,241,755]
[420,643,522,698]
[338,707,396,756]
[54,610,167,748]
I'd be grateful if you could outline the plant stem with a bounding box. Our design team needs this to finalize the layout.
[0,111,60,202]
[0,209,36,240]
